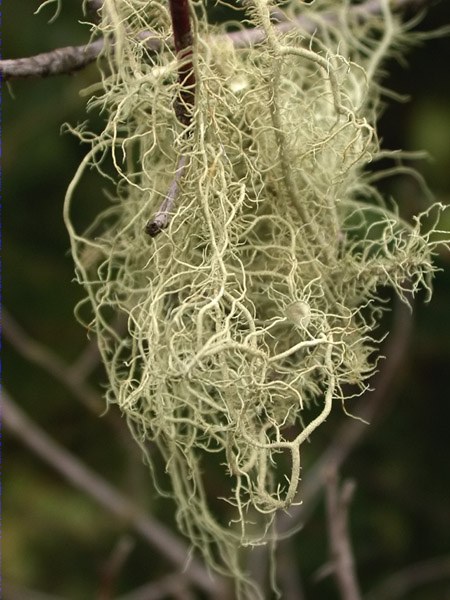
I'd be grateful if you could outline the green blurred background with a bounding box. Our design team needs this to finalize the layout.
[3,1,450,598]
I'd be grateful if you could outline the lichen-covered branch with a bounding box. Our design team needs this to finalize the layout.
[62,1,449,594]
[0,39,104,80]
[0,0,428,81]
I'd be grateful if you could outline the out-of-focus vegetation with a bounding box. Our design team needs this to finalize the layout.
[4,2,450,599]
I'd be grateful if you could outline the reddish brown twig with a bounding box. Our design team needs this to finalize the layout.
[145,0,195,237]
[168,0,195,127]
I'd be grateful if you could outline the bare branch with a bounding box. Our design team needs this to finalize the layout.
[145,0,194,237]
[2,582,66,600]
[3,307,156,505]
[325,468,362,600]
[277,539,307,600]
[365,555,450,600]
[2,308,104,416]
[116,573,194,600]
[98,536,135,600]
[2,391,226,598]
[0,0,429,81]
[85,0,104,15]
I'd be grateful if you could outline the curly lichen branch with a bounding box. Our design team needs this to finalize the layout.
[62,0,444,587]
[248,304,411,584]
[250,0,348,304]
[239,338,335,512]
[0,0,427,80]
[276,297,413,536]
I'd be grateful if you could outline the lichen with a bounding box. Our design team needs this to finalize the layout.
[64,0,447,594]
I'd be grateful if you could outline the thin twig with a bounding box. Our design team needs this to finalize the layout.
[168,0,195,126]
[277,539,307,600]
[3,391,226,598]
[145,154,187,237]
[68,336,102,381]
[145,0,195,236]
[325,468,362,600]
[86,0,104,16]
[2,582,66,600]
[0,0,429,80]
[98,535,135,600]
[116,573,193,600]
[2,308,104,416]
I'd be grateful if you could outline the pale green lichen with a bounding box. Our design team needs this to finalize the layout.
[64,0,447,594]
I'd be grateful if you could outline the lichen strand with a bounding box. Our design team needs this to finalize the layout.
[65,0,446,590]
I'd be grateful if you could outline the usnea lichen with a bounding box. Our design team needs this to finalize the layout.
[64,0,446,592]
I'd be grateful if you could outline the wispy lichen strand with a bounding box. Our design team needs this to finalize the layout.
[64,0,447,592]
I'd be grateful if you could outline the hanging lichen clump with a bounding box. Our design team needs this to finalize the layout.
[65,0,446,591]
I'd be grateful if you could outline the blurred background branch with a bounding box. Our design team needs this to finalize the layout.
[324,470,361,600]
[3,392,227,599]
[364,554,450,600]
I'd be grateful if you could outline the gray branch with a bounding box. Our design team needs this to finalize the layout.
[1,39,104,80]
[3,391,227,599]
[0,0,428,80]
[325,469,362,600]
[145,154,187,237]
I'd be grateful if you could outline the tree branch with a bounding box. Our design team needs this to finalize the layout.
[3,391,226,598]
[98,536,135,600]
[0,0,429,81]
[365,555,450,600]
[168,0,195,126]
[2,582,65,600]
[2,308,104,416]
[325,469,362,600]
[116,573,194,600]
[0,39,104,80]
[144,0,194,236]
